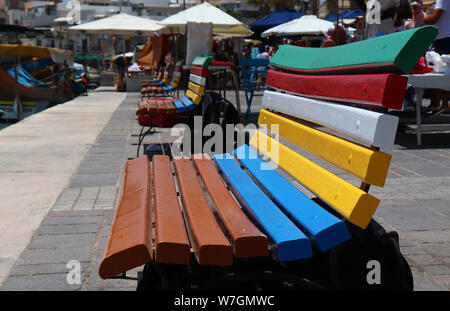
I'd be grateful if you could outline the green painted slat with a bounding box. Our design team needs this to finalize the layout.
[270,26,438,74]
[192,56,213,68]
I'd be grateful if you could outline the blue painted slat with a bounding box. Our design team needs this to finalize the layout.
[157,82,165,87]
[173,100,186,112]
[180,96,195,111]
[239,59,270,67]
[213,153,312,262]
[234,145,351,252]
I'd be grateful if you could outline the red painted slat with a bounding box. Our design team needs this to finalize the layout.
[266,69,407,110]
[190,66,208,77]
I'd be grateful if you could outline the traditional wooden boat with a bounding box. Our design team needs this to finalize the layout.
[0,44,73,99]
[0,44,74,120]
[270,26,438,75]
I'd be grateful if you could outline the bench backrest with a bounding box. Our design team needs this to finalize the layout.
[169,62,183,89]
[251,90,399,230]
[183,56,211,106]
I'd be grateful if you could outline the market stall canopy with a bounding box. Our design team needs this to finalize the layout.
[160,2,251,36]
[261,15,334,37]
[0,44,74,66]
[250,8,304,33]
[325,10,363,23]
[137,35,171,68]
[68,13,167,36]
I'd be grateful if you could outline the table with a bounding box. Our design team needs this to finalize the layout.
[404,73,450,146]
[125,72,152,92]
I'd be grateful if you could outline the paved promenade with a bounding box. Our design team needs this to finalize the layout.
[0,89,449,291]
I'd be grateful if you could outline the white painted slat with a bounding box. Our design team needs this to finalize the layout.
[189,74,206,86]
[173,71,181,78]
[262,90,399,149]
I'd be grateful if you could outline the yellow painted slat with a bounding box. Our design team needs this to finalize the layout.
[258,109,391,187]
[171,77,180,87]
[188,82,205,96]
[249,130,379,229]
[186,90,202,105]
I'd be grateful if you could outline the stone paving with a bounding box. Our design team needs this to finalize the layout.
[0,90,449,291]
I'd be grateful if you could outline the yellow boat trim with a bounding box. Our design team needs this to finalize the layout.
[258,109,391,187]
[250,130,379,229]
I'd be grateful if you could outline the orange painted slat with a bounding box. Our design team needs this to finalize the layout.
[193,155,269,258]
[99,156,152,279]
[173,157,233,266]
[153,155,191,264]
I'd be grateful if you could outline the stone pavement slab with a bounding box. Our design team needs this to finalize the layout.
[0,87,126,287]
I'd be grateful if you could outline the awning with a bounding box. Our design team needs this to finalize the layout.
[250,8,304,33]
[160,2,251,36]
[68,13,167,36]
[261,15,334,37]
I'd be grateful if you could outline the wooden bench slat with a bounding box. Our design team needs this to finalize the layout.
[270,26,437,74]
[185,90,202,105]
[250,130,379,229]
[173,157,233,266]
[191,66,208,77]
[99,156,153,279]
[213,153,312,262]
[192,56,212,67]
[173,99,187,112]
[193,155,269,258]
[153,155,191,264]
[188,82,205,96]
[266,70,408,110]
[234,145,351,252]
[262,90,399,149]
[156,100,167,114]
[258,109,392,187]
[189,74,206,86]
[180,96,195,111]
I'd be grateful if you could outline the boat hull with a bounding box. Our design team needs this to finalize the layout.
[0,65,57,101]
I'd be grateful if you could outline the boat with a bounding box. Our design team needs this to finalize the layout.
[0,44,74,121]
[270,26,438,75]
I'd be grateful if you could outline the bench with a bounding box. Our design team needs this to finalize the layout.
[135,57,211,156]
[99,95,409,290]
[141,66,165,87]
[99,30,434,290]
[140,63,183,97]
[239,58,270,120]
